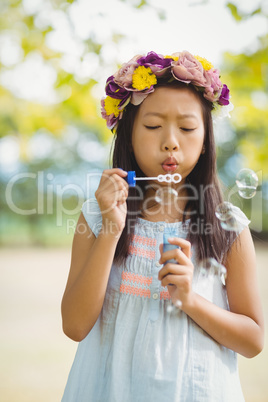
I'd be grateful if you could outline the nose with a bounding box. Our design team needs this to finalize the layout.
[164,144,178,151]
[162,128,179,151]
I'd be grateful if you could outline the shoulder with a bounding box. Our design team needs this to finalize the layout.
[81,198,103,237]
[224,205,251,251]
[231,205,251,232]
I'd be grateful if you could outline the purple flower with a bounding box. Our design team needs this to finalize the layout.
[105,76,130,103]
[172,51,207,87]
[137,51,173,77]
[218,84,230,105]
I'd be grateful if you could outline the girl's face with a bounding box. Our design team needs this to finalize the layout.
[131,86,205,185]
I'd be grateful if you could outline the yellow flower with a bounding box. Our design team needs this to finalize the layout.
[104,96,121,117]
[132,66,157,90]
[195,55,214,71]
[165,55,179,61]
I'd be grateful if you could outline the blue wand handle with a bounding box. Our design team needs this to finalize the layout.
[163,232,179,264]
[163,230,182,306]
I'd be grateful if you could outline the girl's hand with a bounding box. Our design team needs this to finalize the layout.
[95,168,129,237]
[158,238,194,308]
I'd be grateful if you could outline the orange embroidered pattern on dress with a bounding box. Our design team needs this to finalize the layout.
[120,284,151,298]
[131,235,157,247]
[128,245,155,260]
[160,290,171,300]
[120,271,153,298]
[128,235,157,260]
[121,271,153,285]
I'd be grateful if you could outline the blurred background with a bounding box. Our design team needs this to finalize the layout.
[0,0,267,401]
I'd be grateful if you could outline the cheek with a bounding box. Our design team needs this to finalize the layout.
[182,133,204,154]
[133,143,149,166]
[132,129,154,157]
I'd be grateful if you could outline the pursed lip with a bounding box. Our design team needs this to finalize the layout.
[161,156,178,172]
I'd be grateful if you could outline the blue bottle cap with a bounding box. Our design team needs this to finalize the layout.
[127,171,136,187]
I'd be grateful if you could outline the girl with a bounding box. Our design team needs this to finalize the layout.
[61,51,264,401]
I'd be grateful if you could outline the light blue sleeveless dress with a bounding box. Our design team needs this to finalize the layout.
[62,198,250,402]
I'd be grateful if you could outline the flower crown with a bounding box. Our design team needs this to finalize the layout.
[101,50,231,131]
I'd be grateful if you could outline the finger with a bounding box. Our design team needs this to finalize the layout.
[163,237,191,259]
[159,247,190,266]
[109,180,129,195]
[104,173,128,188]
[158,263,189,281]
[161,273,189,288]
[113,188,128,203]
[99,187,127,211]
[99,169,128,190]
[99,174,129,196]
[161,275,179,288]
[103,168,128,178]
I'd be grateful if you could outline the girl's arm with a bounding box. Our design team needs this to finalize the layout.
[61,169,128,342]
[159,228,264,358]
[61,214,119,342]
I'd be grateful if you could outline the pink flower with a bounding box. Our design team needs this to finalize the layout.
[204,69,223,102]
[131,88,155,105]
[172,51,207,87]
[113,55,141,89]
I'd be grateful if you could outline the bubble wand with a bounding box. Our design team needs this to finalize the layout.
[127,171,182,187]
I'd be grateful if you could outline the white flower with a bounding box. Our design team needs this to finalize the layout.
[212,101,234,124]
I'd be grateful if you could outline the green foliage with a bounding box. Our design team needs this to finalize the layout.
[221,38,268,177]
[0,0,111,144]
[226,2,262,22]
[119,0,148,8]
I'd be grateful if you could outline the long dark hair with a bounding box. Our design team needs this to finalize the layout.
[111,81,235,265]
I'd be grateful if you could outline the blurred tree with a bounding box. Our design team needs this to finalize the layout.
[217,1,268,235]
[0,0,166,148]
[0,0,267,245]
[0,0,109,148]
[223,2,268,177]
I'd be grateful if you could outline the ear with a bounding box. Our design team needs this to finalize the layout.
[201,144,206,154]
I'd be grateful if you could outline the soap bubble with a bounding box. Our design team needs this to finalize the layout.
[215,201,233,221]
[155,187,178,205]
[215,202,240,231]
[166,299,182,314]
[200,257,227,285]
[174,299,182,308]
[236,168,258,199]
[167,304,174,313]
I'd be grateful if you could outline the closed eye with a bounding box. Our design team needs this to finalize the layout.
[144,125,161,130]
[181,128,196,132]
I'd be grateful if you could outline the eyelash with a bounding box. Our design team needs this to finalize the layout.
[145,126,195,132]
[145,125,160,130]
[181,128,195,132]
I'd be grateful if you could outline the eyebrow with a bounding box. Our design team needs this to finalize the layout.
[143,112,198,119]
